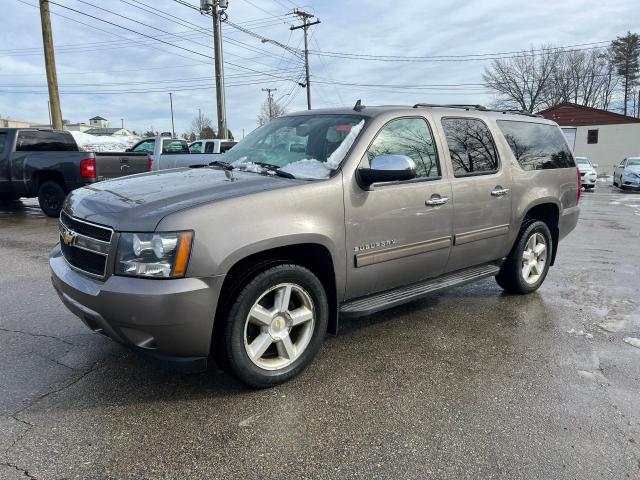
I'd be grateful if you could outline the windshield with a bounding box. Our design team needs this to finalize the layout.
[627,158,640,166]
[575,157,590,165]
[221,114,366,179]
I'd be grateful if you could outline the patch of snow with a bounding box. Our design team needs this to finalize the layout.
[280,158,330,179]
[231,158,264,173]
[567,328,593,339]
[325,119,365,169]
[598,176,612,183]
[623,337,640,349]
[70,131,138,152]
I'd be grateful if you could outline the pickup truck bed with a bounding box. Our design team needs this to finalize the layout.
[0,128,149,216]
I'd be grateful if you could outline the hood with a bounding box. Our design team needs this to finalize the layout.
[64,167,304,231]
[625,164,640,174]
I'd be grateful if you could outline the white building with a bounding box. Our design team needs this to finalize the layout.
[539,102,640,175]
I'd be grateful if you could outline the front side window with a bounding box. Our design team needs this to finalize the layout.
[189,142,202,153]
[366,117,440,179]
[441,118,499,176]
[497,120,575,170]
[0,133,7,153]
[132,139,155,153]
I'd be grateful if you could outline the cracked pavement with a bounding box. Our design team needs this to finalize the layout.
[0,190,639,479]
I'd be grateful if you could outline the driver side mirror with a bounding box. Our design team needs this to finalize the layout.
[358,154,416,187]
[125,148,132,152]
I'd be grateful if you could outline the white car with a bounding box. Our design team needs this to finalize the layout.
[614,157,640,191]
[575,156,597,190]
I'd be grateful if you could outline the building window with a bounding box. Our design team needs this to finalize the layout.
[587,129,599,144]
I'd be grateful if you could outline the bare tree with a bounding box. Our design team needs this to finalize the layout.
[190,111,214,138]
[485,44,622,112]
[483,45,562,112]
[257,97,286,126]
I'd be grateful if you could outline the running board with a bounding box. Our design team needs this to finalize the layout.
[339,263,500,318]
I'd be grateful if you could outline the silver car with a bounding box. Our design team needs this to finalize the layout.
[614,157,640,190]
[50,104,580,387]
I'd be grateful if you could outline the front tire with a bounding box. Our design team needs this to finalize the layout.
[220,264,328,388]
[496,220,552,294]
[37,181,66,217]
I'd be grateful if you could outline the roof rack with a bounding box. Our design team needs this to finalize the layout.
[412,103,541,118]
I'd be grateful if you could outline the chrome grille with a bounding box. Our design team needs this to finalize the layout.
[59,213,113,278]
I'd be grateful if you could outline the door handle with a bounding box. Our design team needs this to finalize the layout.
[491,187,510,197]
[426,195,449,206]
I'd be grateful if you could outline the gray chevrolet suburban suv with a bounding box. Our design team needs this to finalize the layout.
[50,104,580,387]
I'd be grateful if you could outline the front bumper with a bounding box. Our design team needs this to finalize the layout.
[622,177,640,189]
[50,245,225,365]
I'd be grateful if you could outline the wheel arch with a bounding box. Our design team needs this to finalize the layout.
[32,170,68,194]
[521,201,560,265]
[213,242,340,344]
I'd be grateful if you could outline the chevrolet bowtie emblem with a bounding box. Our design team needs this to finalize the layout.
[62,228,77,246]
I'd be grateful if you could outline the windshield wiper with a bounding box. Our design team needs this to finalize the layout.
[252,162,296,179]
[208,160,233,170]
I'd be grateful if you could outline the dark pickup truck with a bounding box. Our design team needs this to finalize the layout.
[0,128,150,216]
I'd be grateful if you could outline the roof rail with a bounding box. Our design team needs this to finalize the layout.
[412,103,541,118]
[413,103,488,111]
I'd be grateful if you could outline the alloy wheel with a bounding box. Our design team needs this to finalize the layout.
[243,282,315,370]
[521,232,547,285]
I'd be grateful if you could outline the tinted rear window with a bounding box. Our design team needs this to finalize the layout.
[162,139,189,154]
[497,121,575,170]
[220,141,236,153]
[441,118,499,177]
[0,133,7,152]
[16,130,77,151]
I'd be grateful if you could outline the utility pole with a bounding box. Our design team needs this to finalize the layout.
[39,0,62,129]
[201,0,229,139]
[121,118,124,129]
[169,92,175,137]
[262,88,277,120]
[290,9,320,110]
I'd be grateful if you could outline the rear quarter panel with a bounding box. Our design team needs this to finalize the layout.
[488,117,580,246]
[9,151,96,195]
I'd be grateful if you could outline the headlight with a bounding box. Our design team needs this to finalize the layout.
[115,231,193,278]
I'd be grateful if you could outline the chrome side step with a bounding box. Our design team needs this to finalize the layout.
[339,263,500,318]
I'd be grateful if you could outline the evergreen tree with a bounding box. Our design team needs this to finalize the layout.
[611,32,640,115]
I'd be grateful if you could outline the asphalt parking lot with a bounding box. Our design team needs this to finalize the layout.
[1,185,639,480]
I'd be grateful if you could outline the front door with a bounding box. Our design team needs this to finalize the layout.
[344,116,453,300]
[438,116,513,272]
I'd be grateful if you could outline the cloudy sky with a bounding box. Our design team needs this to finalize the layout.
[0,0,638,138]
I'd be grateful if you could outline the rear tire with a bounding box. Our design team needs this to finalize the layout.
[218,264,328,388]
[496,220,552,294]
[37,181,66,217]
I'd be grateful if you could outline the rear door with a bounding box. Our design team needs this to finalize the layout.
[344,116,453,299]
[437,116,513,272]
